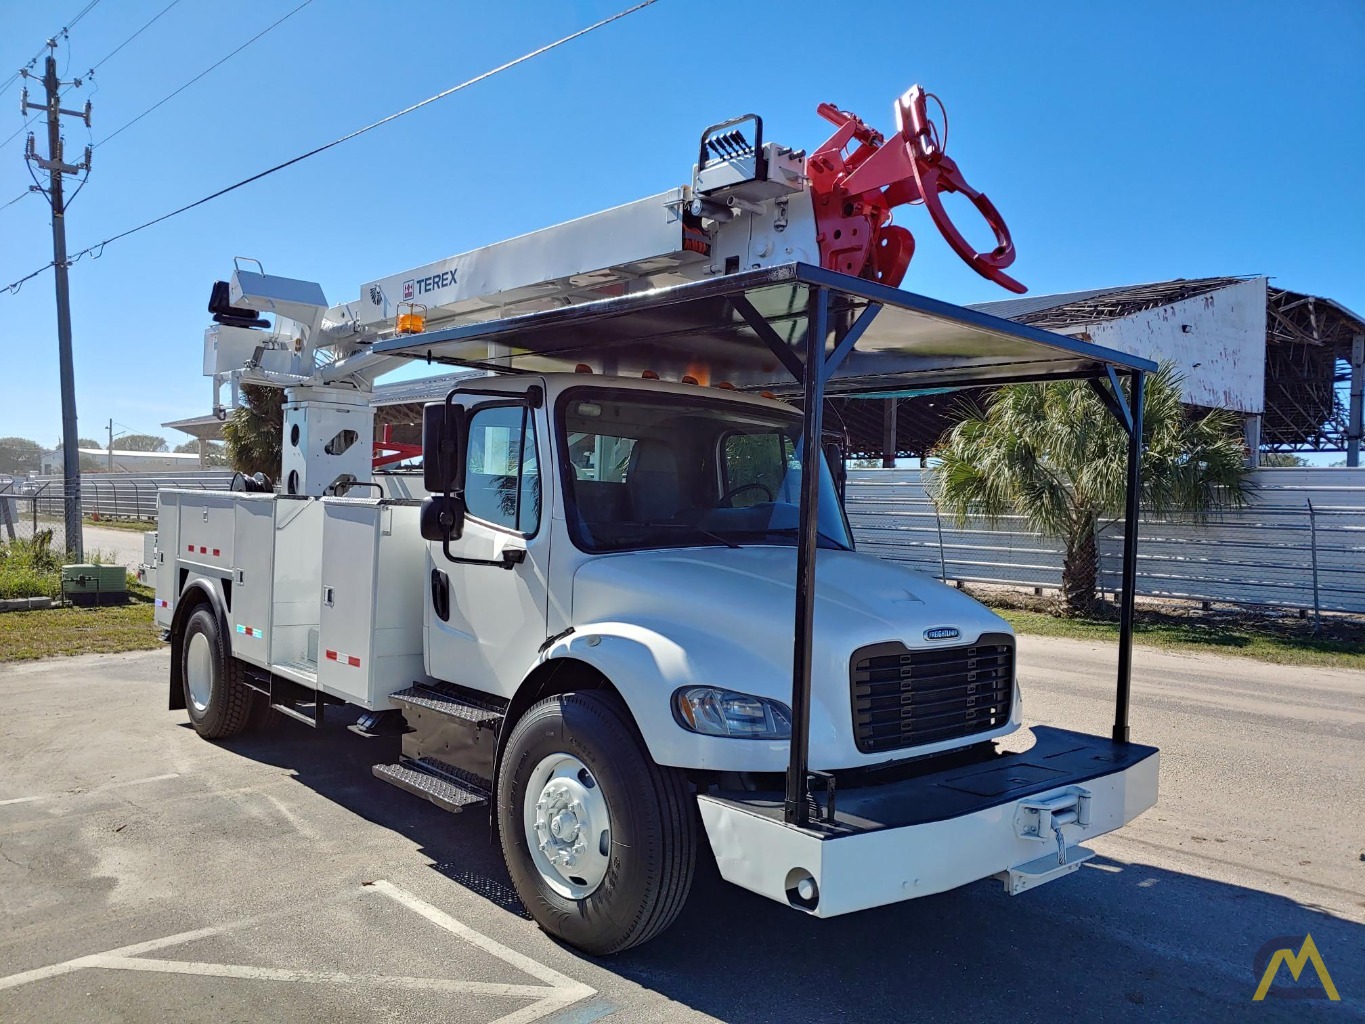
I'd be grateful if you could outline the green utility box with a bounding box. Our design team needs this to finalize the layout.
[61,564,128,606]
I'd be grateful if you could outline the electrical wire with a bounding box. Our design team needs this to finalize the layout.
[1,0,181,152]
[0,0,106,93]
[2,0,662,296]
[97,0,316,149]
[86,0,184,75]
[1,190,32,212]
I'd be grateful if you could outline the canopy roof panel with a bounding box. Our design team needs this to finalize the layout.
[372,263,1156,396]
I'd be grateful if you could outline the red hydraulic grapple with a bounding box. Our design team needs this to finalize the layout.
[806,85,1025,294]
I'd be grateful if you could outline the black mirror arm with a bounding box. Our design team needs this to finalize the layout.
[439,541,524,570]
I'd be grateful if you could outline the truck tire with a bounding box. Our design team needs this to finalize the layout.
[497,690,696,955]
[180,606,254,739]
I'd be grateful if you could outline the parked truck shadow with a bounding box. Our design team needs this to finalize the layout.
[221,710,1364,1023]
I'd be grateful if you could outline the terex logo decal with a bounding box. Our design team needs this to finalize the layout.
[403,268,459,301]
[924,626,961,641]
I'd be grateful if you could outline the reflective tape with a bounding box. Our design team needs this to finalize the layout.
[325,650,361,668]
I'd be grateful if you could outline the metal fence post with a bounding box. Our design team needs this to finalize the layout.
[1307,498,1322,635]
[933,505,948,582]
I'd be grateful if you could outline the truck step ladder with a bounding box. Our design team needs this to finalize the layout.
[373,756,490,813]
[388,684,504,725]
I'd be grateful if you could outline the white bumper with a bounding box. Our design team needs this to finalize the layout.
[697,730,1159,918]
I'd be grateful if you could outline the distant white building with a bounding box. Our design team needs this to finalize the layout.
[40,448,203,474]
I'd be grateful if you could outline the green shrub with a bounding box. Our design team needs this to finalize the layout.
[0,532,63,599]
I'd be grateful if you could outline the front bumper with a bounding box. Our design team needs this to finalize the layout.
[697,727,1159,918]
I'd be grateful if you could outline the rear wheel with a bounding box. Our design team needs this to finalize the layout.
[180,606,255,739]
[497,690,696,955]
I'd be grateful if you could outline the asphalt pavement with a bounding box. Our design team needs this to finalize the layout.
[0,637,1360,1022]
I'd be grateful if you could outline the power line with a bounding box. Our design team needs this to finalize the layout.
[1,0,181,152]
[1,190,31,212]
[2,0,662,297]
[0,0,106,93]
[97,0,315,149]
[86,0,184,74]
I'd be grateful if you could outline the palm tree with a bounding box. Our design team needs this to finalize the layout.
[222,383,285,479]
[926,365,1250,616]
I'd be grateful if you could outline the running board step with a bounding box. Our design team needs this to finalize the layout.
[389,685,504,724]
[373,757,489,814]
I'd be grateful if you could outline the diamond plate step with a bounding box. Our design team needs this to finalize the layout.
[389,685,503,724]
[373,759,488,813]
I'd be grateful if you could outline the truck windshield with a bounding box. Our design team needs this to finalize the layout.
[557,389,853,554]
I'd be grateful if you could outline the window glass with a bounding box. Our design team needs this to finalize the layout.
[722,433,797,507]
[464,405,539,533]
[559,391,851,553]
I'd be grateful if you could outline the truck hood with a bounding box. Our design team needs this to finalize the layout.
[570,545,1015,770]
[572,545,1006,645]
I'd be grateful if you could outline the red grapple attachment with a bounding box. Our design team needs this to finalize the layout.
[806,85,1025,294]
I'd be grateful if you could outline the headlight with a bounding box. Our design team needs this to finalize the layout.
[673,687,792,739]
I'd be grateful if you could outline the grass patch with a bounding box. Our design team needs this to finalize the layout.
[0,533,64,599]
[84,517,157,532]
[991,606,1365,670]
[0,580,160,662]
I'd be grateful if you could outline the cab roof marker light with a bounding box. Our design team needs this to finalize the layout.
[681,374,699,385]
[715,381,735,390]
[574,363,593,373]
[641,369,660,380]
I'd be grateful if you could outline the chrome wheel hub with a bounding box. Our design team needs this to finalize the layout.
[523,753,611,900]
[186,632,213,713]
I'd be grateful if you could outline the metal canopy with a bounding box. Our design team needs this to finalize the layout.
[373,263,1156,394]
[387,261,1153,832]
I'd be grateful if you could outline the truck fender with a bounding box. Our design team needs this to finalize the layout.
[524,621,792,774]
[167,575,232,711]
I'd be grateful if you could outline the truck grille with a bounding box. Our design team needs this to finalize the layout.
[850,633,1014,754]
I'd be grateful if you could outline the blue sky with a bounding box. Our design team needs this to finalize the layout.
[0,0,1361,448]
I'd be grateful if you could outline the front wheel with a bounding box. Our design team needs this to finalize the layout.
[497,690,696,955]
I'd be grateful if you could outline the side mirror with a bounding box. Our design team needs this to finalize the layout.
[422,402,467,495]
[420,495,465,543]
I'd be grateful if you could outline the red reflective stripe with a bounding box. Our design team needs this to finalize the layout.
[186,544,193,552]
[199,546,207,554]
[212,549,220,557]
[325,650,338,661]
[347,655,361,668]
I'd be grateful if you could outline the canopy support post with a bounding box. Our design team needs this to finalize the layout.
[784,292,882,826]
[784,287,830,826]
[1113,368,1145,744]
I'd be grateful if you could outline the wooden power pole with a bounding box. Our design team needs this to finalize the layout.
[21,41,92,559]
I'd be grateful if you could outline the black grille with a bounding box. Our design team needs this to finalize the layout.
[851,633,1014,754]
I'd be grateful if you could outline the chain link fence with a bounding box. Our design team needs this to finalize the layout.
[0,488,66,553]
[2,472,234,523]
[846,468,1365,618]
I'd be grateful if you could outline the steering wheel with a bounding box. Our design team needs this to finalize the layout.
[720,481,774,506]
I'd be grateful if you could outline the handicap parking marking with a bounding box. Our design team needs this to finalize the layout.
[0,879,595,1024]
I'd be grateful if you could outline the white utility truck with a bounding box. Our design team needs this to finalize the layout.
[156,87,1159,953]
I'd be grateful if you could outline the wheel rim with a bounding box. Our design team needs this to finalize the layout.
[186,631,214,713]
[523,752,612,900]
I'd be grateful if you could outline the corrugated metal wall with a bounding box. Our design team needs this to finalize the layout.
[846,467,1365,615]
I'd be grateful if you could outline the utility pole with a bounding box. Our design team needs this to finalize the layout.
[21,42,91,559]
[107,418,114,472]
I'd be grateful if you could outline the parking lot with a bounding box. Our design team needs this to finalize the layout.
[1,638,1360,1022]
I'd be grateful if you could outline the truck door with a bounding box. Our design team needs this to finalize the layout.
[425,390,549,698]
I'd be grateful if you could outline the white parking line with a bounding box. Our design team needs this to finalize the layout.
[0,879,596,1024]
[0,796,43,807]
